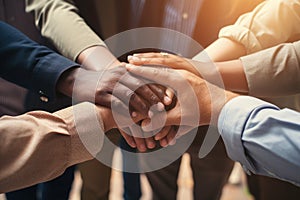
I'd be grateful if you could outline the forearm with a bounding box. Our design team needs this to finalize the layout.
[204,38,246,62]
[218,96,300,186]
[192,49,249,94]
[214,60,248,94]
[0,102,115,192]
[196,41,300,96]
[77,46,120,71]
[0,22,79,101]
[26,0,105,61]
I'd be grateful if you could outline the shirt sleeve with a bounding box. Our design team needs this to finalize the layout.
[219,0,300,54]
[25,0,106,61]
[240,41,300,97]
[0,102,104,193]
[218,96,300,186]
[0,21,79,102]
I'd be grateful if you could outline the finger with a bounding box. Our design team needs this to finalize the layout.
[128,55,167,66]
[119,73,163,106]
[126,64,181,88]
[96,94,148,127]
[145,136,156,149]
[128,52,176,66]
[141,110,181,132]
[166,128,177,146]
[158,126,178,147]
[113,82,149,117]
[129,125,147,152]
[164,87,175,106]
[128,54,200,76]
[159,138,169,147]
[147,84,166,106]
[154,126,172,141]
[119,128,137,148]
[133,52,162,58]
[128,53,162,64]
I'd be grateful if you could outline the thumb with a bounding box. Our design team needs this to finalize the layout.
[141,109,180,132]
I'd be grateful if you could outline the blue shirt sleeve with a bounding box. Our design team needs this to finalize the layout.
[218,96,300,186]
[0,21,80,102]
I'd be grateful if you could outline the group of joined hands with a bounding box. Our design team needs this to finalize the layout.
[58,52,237,152]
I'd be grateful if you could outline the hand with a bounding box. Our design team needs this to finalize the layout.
[57,66,167,118]
[120,124,180,151]
[128,53,191,146]
[128,52,250,94]
[128,52,201,76]
[126,64,238,132]
[74,46,178,149]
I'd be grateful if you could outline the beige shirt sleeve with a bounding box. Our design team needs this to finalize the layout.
[0,102,105,193]
[219,0,300,54]
[240,41,300,97]
[25,0,106,61]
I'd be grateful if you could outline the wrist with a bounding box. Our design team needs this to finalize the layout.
[57,67,82,97]
[214,90,239,125]
[215,60,249,94]
[77,45,121,71]
[96,106,116,132]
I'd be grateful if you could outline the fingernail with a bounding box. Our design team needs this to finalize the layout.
[128,55,141,62]
[148,141,156,149]
[125,64,133,70]
[127,55,133,61]
[139,144,146,152]
[164,96,171,104]
[160,139,168,147]
[132,56,141,61]
[154,135,160,141]
[130,143,137,148]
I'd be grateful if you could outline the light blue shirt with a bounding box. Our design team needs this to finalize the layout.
[218,96,300,186]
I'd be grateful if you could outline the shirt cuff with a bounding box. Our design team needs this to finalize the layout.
[218,25,263,54]
[54,102,105,166]
[217,96,275,174]
[32,53,80,102]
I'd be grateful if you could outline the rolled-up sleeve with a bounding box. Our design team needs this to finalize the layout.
[219,0,300,54]
[218,96,300,186]
[0,102,104,193]
[25,0,106,61]
[240,41,300,96]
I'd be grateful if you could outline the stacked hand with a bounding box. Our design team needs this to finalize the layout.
[58,47,180,151]
[58,46,237,151]
[125,52,238,143]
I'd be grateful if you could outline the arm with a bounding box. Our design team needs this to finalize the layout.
[215,41,300,95]
[25,0,174,150]
[203,0,300,61]
[130,40,300,96]
[0,102,116,193]
[0,21,79,102]
[25,0,106,61]
[219,96,300,186]
[126,64,300,186]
